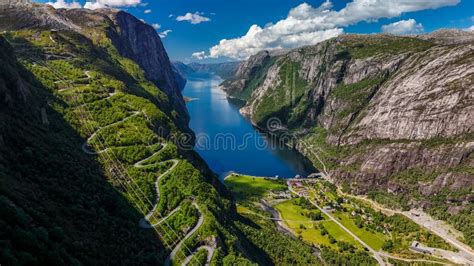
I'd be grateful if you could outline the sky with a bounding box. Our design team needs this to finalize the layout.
[35,0,474,63]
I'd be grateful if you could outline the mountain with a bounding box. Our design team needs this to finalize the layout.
[0,3,227,264]
[0,2,324,264]
[171,64,187,91]
[170,61,192,89]
[171,60,194,77]
[220,50,285,100]
[172,61,240,80]
[0,35,168,264]
[221,31,474,247]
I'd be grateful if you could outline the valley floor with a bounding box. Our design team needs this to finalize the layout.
[225,174,474,265]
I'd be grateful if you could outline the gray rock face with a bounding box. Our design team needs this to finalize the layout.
[0,0,31,7]
[0,2,79,30]
[110,11,187,116]
[220,50,274,99]
[0,4,189,123]
[235,50,271,78]
[418,29,474,45]
[342,45,473,144]
[224,32,474,209]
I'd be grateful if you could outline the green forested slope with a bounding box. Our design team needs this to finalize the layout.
[0,36,165,265]
[0,9,323,264]
[222,33,474,248]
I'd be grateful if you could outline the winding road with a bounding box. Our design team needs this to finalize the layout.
[289,183,473,265]
[299,138,474,264]
[59,69,211,265]
[181,244,215,266]
[164,202,209,266]
[27,46,213,265]
[338,190,474,264]
[81,103,209,265]
[81,112,140,155]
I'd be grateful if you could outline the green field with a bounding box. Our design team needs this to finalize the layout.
[332,211,386,250]
[224,174,286,202]
[274,200,361,249]
[274,200,327,227]
[274,200,333,247]
[309,182,387,250]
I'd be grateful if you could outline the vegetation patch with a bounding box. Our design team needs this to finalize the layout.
[253,59,309,125]
[342,35,434,59]
[225,174,286,202]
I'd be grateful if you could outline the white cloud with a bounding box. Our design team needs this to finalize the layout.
[176,12,211,24]
[46,0,81,9]
[84,0,141,9]
[84,1,105,9]
[191,51,207,60]
[382,19,424,35]
[159,30,172,38]
[465,25,474,32]
[169,14,174,18]
[206,0,460,59]
[152,23,161,30]
[144,9,151,14]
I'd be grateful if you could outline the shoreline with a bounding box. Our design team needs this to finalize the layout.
[183,96,199,103]
[223,172,282,181]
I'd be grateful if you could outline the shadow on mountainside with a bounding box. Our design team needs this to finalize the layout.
[0,36,165,265]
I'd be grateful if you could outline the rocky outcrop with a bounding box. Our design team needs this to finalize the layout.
[0,0,32,7]
[0,4,189,124]
[220,50,274,100]
[110,11,186,109]
[417,29,474,45]
[222,31,474,210]
[0,1,79,30]
[341,44,473,144]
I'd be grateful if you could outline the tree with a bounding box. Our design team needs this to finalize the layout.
[309,211,323,221]
[382,240,394,252]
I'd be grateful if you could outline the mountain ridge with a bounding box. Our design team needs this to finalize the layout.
[0,3,325,264]
[0,4,188,120]
[221,30,474,247]
[172,60,240,80]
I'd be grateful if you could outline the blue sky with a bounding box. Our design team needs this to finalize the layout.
[36,0,474,63]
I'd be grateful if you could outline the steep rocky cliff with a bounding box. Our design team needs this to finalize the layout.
[0,4,203,264]
[0,3,189,126]
[0,3,322,264]
[0,34,169,265]
[110,11,187,102]
[220,50,281,100]
[222,31,474,243]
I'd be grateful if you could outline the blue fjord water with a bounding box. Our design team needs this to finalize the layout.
[183,72,315,179]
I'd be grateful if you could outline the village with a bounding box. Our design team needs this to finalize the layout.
[223,171,474,264]
[271,174,468,262]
